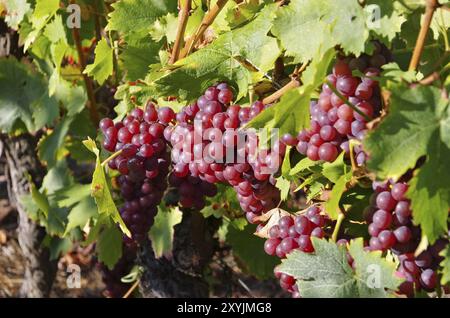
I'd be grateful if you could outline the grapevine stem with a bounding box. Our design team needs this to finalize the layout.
[331,212,345,242]
[180,0,228,58]
[262,79,300,105]
[169,0,192,64]
[101,149,123,167]
[408,0,440,71]
[326,80,371,122]
[122,280,139,298]
[419,72,440,85]
[71,7,100,125]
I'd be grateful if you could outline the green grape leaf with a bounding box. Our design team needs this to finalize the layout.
[24,0,60,50]
[84,38,113,85]
[246,48,335,137]
[149,205,182,258]
[279,238,401,297]
[64,197,97,235]
[364,85,450,243]
[43,14,67,43]
[275,176,291,201]
[83,138,130,237]
[0,58,58,133]
[324,172,352,220]
[121,38,161,81]
[365,0,406,41]
[289,157,320,176]
[440,245,450,285]
[272,0,368,63]
[107,0,177,42]
[47,237,72,260]
[96,224,123,270]
[38,116,74,168]
[226,223,279,280]
[3,0,31,30]
[149,13,178,43]
[42,160,74,194]
[153,5,280,101]
[347,238,402,296]
[54,183,92,207]
[322,152,349,184]
[54,81,87,116]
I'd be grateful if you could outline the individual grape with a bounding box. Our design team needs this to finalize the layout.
[376,191,396,211]
[318,143,338,162]
[158,107,175,124]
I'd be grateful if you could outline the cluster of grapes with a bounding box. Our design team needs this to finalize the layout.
[167,172,217,209]
[286,53,387,164]
[99,104,172,245]
[98,245,136,298]
[396,241,447,297]
[365,181,420,252]
[365,180,448,296]
[163,83,282,223]
[263,206,330,296]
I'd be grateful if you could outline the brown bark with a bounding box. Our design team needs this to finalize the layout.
[137,210,218,297]
[0,134,57,297]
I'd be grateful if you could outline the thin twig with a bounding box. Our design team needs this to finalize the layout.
[409,0,440,71]
[101,149,123,167]
[262,63,308,104]
[331,213,345,242]
[71,5,100,125]
[262,79,300,104]
[93,0,103,42]
[180,0,228,58]
[169,0,192,64]
[419,72,440,85]
[122,280,139,298]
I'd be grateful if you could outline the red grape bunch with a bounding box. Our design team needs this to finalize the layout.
[99,103,172,246]
[263,206,330,297]
[285,49,390,164]
[365,180,448,296]
[164,83,282,223]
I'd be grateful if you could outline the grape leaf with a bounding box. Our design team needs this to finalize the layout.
[3,0,31,30]
[121,38,161,81]
[365,0,406,41]
[43,14,66,43]
[0,58,58,133]
[440,245,450,285]
[279,238,401,297]
[83,138,130,237]
[24,0,60,50]
[153,4,280,101]
[53,183,91,207]
[324,172,352,220]
[347,238,402,296]
[64,197,97,235]
[149,205,182,258]
[322,152,349,184]
[47,237,72,260]
[84,38,113,85]
[226,223,279,280]
[275,176,291,202]
[246,48,335,137]
[38,116,74,168]
[96,224,123,270]
[364,85,450,243]
[272,0,368,63]
[107,0,177,42]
